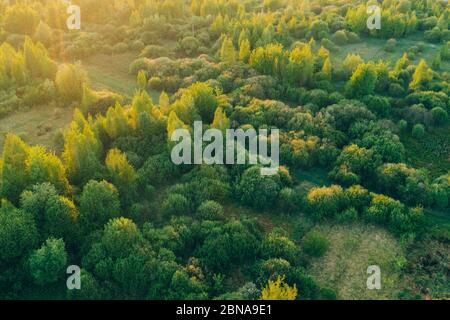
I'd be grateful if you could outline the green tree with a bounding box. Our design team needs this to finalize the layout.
[105,149,138,208]
[55,64,86,102]
[28,238,68,285]
[0,134,29,204]
[79,180,121,232]
[0,203,38,264]
[345,62,378,97]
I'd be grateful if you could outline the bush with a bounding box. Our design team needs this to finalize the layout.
[346,32,360,43]
[398,119,408,131]
[112,42,129,54]
[412,124,425,139]
[431,107,449,126]
[140,45,169,58]
[336,207,358,223]
[196,201,224,220]
[162,193,189,216]
[331,30,348,46]
[131,40,145,52]
[384,38,397,52]
[148,76,163,91]
[302,231,329,258]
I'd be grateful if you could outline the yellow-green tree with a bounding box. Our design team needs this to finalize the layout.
[260,276,298,300]
[239,38,251,63]
[0,134,29,204]
[55,63,86,102]
[137,70,147,90]
[220,36,237,63]
[409,59,433,91]
[105,149,138,207]
[25,146,71,195]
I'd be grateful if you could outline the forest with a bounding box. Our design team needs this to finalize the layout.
[0,0,448,300]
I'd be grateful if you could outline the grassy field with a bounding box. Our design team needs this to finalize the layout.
[0,103,73,153]
[81,53,161,102]
[307,223,413,300]
[334,33,449,70]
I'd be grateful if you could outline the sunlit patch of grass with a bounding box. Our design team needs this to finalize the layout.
[334,33,448,71]
[306,223,414,300]
[0,103,73,153]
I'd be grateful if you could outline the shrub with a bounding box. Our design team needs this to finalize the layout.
[384,38,397,52]
[112,42,129,54]
[412,124,425,139]
[140,45,169,58]
[336,207,358,223]
[196,201,224,220]
[431,107,449,126]
[398,119,408,131]
[302,231,329,258]
[148,76,163,91]
[331,30,348,46]
[162,193,189,216]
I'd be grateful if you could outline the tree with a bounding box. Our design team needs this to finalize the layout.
[260,276,297,300]
[162,193,189,216]
[3,4,39,35]
[211,107,230,132]
[431,107,449,126]
[236,166,282,210]
[25,146,71,195]
[0,204,38,264]
[342,54,364,77]
[262,230,299,263]
[23,37,56,79]
[306,185,347,220]
[63,111,103,185]
[101,217,142,259]
[196,200,224,220]
[186,82,220,123]
[137,70,147,90]
[42,195,78,244]
[220,36,237,63]
[55,63,86,102]
[105,149,138,208]
[345,62,378,97]
[239,38,251,63]
[409,59,433,91]
[33,21,53,47]
[79,180,121,232]
[412,123,425,139]
[0,134,29,204]
[28,238,68,285]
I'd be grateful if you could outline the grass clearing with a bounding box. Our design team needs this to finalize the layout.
[334,34,448,70]
[81,53,138,97]
[0,104,73,153]
[307,223,413,300]
[81,53,161,102]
